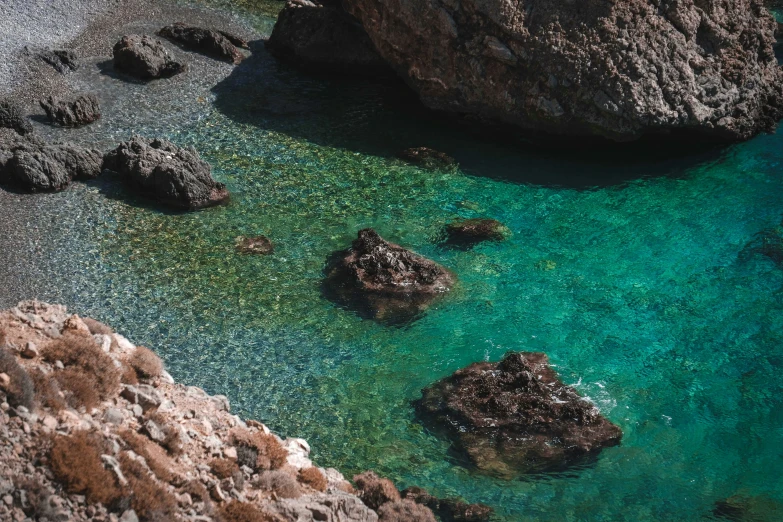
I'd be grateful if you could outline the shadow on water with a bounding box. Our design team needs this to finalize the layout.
[212,42,731,189]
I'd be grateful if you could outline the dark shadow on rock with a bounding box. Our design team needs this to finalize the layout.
[85,171,205,216]
[96,59,153,84]
[212,42,731,190]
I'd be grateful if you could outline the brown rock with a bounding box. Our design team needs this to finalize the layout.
[235,236,274,255]
[158,23,246,64]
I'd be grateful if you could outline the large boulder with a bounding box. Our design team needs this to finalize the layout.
[266,0,390,76]
[103,136,229,210]
[39,94,101,127]
[323,229,454,323]
[414,352,622,477]
[0,100,32,135]
[340,0,783,141]
[112,34,186,80]
[158,23,247,64]
[0,131,103,192]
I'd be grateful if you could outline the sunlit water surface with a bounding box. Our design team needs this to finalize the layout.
[6,2,783,520]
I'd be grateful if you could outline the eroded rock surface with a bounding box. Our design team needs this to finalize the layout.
[113,34,186,80]
[159,22,247,64]
[40,94,101,127]
[0,100,32,135]
[414,352,623,477]
[323,229,454,323]
[266,0,390,75]
[341,0,783,141]
[103,136,229,210]
[38,49,79,74]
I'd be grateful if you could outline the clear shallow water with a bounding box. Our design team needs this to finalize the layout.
[7,2,783,520]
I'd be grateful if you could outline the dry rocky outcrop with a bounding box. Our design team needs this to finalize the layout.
[0,300,380,522]
[293,0,783,141]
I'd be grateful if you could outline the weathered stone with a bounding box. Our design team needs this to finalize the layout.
[39,94,101,127]
[121,384,162,411]
[269,491,380,522]
[266,0,390,76]
[341,0,783,141]
[401,487,493,522]
[38,49,79,73]
[143,419,166,443]
[0,101,32,135]
[352,471,399,511]
[113,34,186,80]
[62,315,91,336]
[2,141,103,192]
[377,500,436,522]
[20,342,38,359]
[103,136,229,210]
[414,352,623,477]
[159,23,245,64]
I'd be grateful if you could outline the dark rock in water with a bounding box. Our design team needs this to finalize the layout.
[0,100,33,135]
[444,219,509,248]
[343,0,783,141]
[401,487,493,522]
[158,22,246,64]
[266,0,390,76]
[414,352,622,477]
[713,493,783,521]
[103,136,229,210]
[398,147,456,170]
[39,94,101,127]
[113,34,186,80]
[38,49,78,73]
[323,229,454,323]
[0,131,103,192]
[741,225,783,267]
[235,235,274,255]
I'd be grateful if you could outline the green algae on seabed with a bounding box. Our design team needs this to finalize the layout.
[24,0,783,520]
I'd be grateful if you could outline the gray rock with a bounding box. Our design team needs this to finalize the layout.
[103,136,229,210]
[113,34,186,80]
[0,100,32,135]
[38,49,78,74]
[340,0,783,141]
[119,509,138,522]
[103,407,124,425]
[143,419,166,443]
[39,94,100,127]
[121,384,162,412]
[3,142,103,192]
[158,23,245,64]
[269,491,379,522]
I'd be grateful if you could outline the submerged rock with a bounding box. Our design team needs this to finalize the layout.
[158,22,246,64]
[38,49,78,73]
[103,136,229,210]
[39,94,101,127]
[235,235,274,255]
[266,0,390,76]
[323,229,454,323]
[0,100,32,135]
[398,147,456,170]
[112,34,186,80]
[0,130,103,192]
[444,219,509,248]
[713,493,783,521]
[342,0,783,141]
[414,352,622,477]
[401,487,493,522]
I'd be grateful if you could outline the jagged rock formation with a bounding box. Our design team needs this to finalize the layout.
[103,136,229,210]
[338,0,783,141]
[159,23,247,64]
[38,49,79,74]
[0,301,380,522]
[266,0,390,75]
[414,352,623,477]
[0,101,32,135]
[113,35,186,80]
[0,129,103,192]
[39,94,101,127]
[323,229,454,323]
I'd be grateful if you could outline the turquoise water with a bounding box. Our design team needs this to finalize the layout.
[9,2,783,520]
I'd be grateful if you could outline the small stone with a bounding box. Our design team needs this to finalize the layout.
[0,374,9,391]
[2,495,12,506]
[54,360,64,370]
[223,446,237,460]
[210,483,226,502]
[118,509,139,522]
[104,408,124,425]
[121,384,162,411]
[102,455,128,486]
[62,315,91,336]
[21,342,38,358]
[42,415,58,431]
[143,419,166,443]
[131,404,143,418]
[177,493,192,507]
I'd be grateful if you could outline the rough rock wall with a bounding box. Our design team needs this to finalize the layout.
[342,0,783,140]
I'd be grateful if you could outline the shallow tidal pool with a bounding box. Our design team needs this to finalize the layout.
[6,1,783,520]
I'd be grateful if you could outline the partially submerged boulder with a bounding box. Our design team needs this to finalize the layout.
[414,352,622,477]
[158,22,246,64]
[323,229,454,323]
[444,219,509,248]
[398,147,456,170]
[401,487,493,522]
[341,0,783,141]
[112,34,186,80]
[39,94,101,127]
[235,235,274,255]
[103,136,229,210]
[266,0,390,76]
[0,100,32,135]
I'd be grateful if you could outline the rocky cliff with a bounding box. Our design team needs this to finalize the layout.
[337,0,783,141]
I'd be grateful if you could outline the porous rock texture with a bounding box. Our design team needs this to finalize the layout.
[0,129,103,192]
[323,229,454,323]
[159,22,246,65]
[113,34,186,80]
[0,300,380,522]
[39,94,101,127]
[103,136,229,210]
[266,0,390,75]
[0,100,32,135]
[414,352,623,477]
[341,0,783,141]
